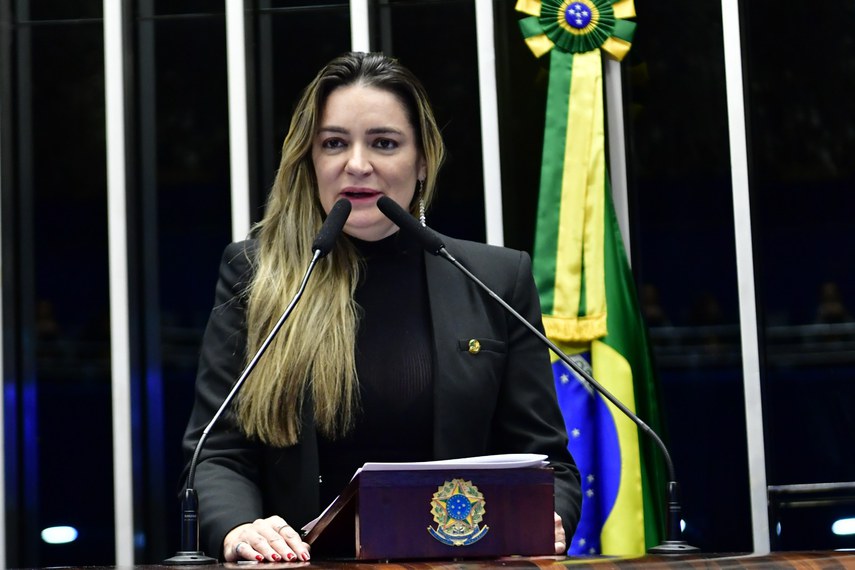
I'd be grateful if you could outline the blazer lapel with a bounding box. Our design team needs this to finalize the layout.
[423,242,496,459]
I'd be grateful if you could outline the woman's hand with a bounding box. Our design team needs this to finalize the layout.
[554,512,567,555]
[224,515,311,562]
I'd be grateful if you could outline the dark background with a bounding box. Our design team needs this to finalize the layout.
[1,0,853,565]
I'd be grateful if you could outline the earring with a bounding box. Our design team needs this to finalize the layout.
[417,179,426,227]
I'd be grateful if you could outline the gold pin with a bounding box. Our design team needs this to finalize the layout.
[468,339,481,354]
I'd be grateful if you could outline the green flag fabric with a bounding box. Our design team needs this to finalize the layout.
[516,0,668,554]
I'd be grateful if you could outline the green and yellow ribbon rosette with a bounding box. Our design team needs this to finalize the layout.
[517,0,635,344]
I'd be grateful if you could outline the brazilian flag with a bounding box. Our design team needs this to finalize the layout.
[517,0,668,555]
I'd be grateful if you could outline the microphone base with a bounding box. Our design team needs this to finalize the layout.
[648,541,700,555]
[162,551,218,565]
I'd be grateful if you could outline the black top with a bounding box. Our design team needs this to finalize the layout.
[183,235,582,559]
[317,232,434,507]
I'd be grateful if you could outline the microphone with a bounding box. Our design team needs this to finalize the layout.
[313,198,352,257]
[377,195,698,554]
[377,196,444,254]
[163,199,352,565]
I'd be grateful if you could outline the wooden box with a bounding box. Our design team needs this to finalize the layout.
[305,467,555,560]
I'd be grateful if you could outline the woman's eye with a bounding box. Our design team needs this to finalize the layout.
[321,138,345,149]
[374,138,398,150]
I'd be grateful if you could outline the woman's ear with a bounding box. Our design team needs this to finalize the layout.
[418,157,427,182]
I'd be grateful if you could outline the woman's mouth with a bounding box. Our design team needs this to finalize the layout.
[342,189,380,200]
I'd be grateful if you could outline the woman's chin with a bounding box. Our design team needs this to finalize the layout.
[343,220,397,242]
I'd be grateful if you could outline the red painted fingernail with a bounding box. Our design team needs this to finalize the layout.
[286,553,295,561]
[301,552,311,561]
[256,555,263,561]
[272,553,281,561]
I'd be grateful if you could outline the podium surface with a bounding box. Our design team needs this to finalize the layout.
[30,551,855,569]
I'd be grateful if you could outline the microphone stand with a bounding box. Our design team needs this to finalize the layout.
[375,195,697,553]
[163,249,325,565]
[436,246,699,554]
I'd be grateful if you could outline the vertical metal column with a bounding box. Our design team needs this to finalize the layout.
[350,0,370,52]
[474,0,504,247]
[720,0,770,554]
[103,0,135,565]
[604,58,631,260]
[227,0,252,242]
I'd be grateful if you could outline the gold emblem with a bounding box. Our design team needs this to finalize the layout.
[468,339,481,354]
[427,478,489,546]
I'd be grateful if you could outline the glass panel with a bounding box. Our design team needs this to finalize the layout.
[2,10,114,567]
[151,0,224,16]
[493,2,547,254]
[744,0,855,551]
[26,0,102,21]
[371,0,485,242]
[250,2,351,217]
[622,1,750,553]
[264,0,332,7]
[132,5,232,561]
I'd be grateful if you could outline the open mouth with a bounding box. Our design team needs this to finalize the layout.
[342,189,380,199]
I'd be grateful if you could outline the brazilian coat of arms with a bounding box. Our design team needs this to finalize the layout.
[427,478,489,546]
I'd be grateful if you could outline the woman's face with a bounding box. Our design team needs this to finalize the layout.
[312,83,426,242]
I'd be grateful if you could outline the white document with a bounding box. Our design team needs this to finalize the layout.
[359,453,548,472]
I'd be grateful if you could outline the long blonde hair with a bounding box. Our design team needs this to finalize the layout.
[237,52,446,446]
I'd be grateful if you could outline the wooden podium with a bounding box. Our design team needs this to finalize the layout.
[304,466,555,560]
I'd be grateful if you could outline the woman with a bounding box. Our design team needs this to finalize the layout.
[182,51,581,563]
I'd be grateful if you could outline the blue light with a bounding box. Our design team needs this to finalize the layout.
[832,518,855,536]
[41,526,79,544]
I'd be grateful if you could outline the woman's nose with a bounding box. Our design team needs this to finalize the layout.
[345,146,373,175]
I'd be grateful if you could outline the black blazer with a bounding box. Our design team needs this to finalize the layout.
[182,235,582,559]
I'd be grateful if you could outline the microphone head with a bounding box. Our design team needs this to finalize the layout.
[376,196,445,255]
[312,198,352,257]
